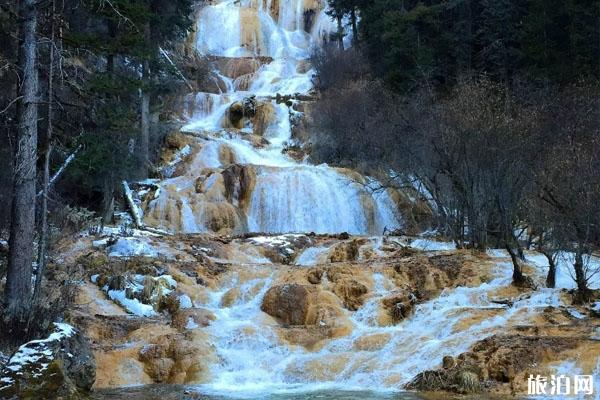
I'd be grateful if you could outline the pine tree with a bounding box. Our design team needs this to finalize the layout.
[4,0,39,332]
[475,0,526,82]
[62,0,193,221]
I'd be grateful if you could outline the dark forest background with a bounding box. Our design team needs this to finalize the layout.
[312,0,600,299]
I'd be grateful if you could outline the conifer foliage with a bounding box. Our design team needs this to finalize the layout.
[0,0,193,337]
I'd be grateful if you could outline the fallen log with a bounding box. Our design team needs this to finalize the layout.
[122,180,144,229]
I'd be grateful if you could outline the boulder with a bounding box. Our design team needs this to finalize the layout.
[220,287,241,308]
[326,265,372,310]
[137,331,213,384]
[222,164,257,211]
[381,290,417,323]
[0,323,95,399]
[406,334,581,394]
[306,268,323,285]
[225,96,257,129]
[332,278,369,311]
[261,284,316,326]
[251,101,275,136]
[328,239,366,263]
[226,102,245,129]
[282,146,306,161]
[261,283,348,328]
[171,308,215,331]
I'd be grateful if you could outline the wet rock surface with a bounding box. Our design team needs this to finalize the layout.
[406,334,588,395]
[13,227,600,398]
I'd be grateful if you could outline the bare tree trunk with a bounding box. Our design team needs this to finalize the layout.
[506,244,526,286]
[139,21,151,178]
[542,250,556,288]
[33,0,56,305]
[101,180,115,226]
[122,180,143,228]
[573,250,590,304]
[350,8,358,45]
[4,0,39,330]
[140,62,150,178]
[336,15,344,51]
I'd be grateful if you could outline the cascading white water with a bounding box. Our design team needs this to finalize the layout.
[112,2,600,397]
[193,250,569,397]
[246,166,394,234]
[144,0,403,235]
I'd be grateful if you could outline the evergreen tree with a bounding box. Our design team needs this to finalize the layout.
[521,0,600,81]
[62,0,193,221]
[4,0,39,333]
[475,0,526,82]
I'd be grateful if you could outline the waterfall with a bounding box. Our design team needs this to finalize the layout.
[144,0,403,235]
[190,253,565,396]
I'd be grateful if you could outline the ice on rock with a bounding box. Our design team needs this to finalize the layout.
[179,295,193,309]
[409,239,456,252]
[108,237,159,258]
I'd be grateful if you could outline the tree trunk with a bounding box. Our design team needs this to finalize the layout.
[4,0,39,330]
[573,251,590,304]
[140,64,150,178]
[33,0,56,306]
[506,244,526,287]
[336,15,344,50]
[350,8,358,45]
[139,21,151,178]
[543,251,556,288]
[101,179,115,226]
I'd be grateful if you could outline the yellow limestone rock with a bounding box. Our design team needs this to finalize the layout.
[252,101,276,136]
[353,333,392,351]
[261,283,353,349]
[94,347,153,388]
[240,8,266,56]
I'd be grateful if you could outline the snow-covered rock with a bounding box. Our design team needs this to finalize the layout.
[409,238,456,252]
[97,274,178,317]
[0,323,95,398]
[107,237,160,258]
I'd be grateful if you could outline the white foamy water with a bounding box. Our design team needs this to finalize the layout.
[191,259,568,397]
[144,0,403,235]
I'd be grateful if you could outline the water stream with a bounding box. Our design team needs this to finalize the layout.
[128,1,599,398]
[189,257,563,398]
[144,0,402,235]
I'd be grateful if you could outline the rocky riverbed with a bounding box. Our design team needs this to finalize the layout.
[2,228,598,399]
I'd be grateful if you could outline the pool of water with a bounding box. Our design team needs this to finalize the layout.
[90,386,514,400]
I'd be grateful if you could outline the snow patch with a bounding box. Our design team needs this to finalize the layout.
[248,234,305,247]
[1,323,76,386]
[526,251,600,289]
[102,274,177,317]
[185,317,199,330]
[107,290,157,317]
[179,295,193,309]
[108,237,159,258]
[409,239,456,252]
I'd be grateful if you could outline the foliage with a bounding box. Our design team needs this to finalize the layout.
[355,0,599,91]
